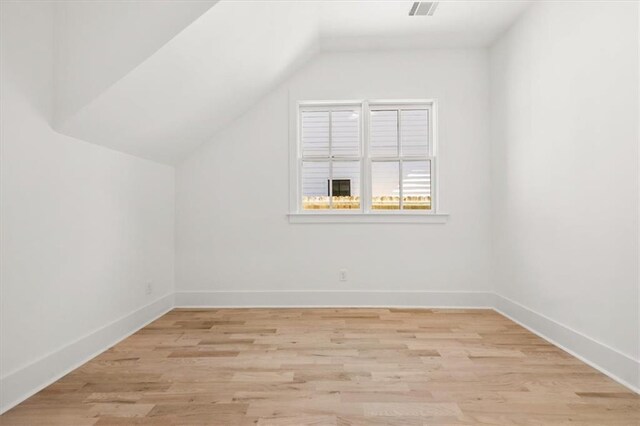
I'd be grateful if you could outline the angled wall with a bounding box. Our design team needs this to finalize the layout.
[490,0,639,389]
[1,2,175,412]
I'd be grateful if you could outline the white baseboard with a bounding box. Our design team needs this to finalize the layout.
[0,293,174,415]
[494,294,640,394]
[174,290,495,309]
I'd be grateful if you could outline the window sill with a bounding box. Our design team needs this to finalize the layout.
[287,212,449,224]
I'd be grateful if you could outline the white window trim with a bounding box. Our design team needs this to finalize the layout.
[288,99,449,224]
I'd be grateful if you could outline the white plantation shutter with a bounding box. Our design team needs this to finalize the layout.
[331,111,360,157]
[302,161,329,196]
[370,110,398,157]
[301,111,329,157]
[400,110,428,156]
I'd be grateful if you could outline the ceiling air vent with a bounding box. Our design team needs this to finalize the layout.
[409,2,439,16]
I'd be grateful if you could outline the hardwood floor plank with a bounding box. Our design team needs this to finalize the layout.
[1,308,637,425]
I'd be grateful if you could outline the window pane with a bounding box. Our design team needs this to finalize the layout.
[331,161,360,210]
[331,110,360,157]
[402,160,431,210]
[371,161,399,210]
[302,161,329,210]
[401,109,428,156]
[301,111,329,157]
[370,110,398,157]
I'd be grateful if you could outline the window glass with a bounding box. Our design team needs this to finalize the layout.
[402,160,431,210]
[371,161,400,210]
[302,161,330,210]
[331,161,360,210]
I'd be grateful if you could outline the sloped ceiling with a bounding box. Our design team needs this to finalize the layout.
[54,0,218,127]
[319,1,530,50]
[54,0,529,165]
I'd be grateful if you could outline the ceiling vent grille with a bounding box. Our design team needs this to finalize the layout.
[409,2,439,16]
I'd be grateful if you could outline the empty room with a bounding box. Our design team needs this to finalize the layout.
[1,0,639,424]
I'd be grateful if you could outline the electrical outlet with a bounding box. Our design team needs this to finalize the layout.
[339,269,348,282]
[145,282,153,295]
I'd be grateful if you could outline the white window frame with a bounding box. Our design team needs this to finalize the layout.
[288,99,449,224]
[296,102,363,211]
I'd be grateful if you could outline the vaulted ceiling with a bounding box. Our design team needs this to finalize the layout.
[53,1,530,165]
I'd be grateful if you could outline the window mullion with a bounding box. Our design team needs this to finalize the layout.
[427,108,432,157]
[298,157,302,211]
[397,108,402,158]
[329,159,333,209]
[362,100,369,213]
[328,109,333,209]
[397,109,403,210]
[399,159,403,210]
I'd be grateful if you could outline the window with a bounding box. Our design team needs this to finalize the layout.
[291,100,445,223]
[300,106,362,211]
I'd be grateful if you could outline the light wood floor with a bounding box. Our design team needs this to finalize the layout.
[1,308,638,425]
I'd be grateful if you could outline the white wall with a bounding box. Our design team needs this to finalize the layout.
[490,0,639,387]
[176,50,492,302]
[1,1,175,410]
